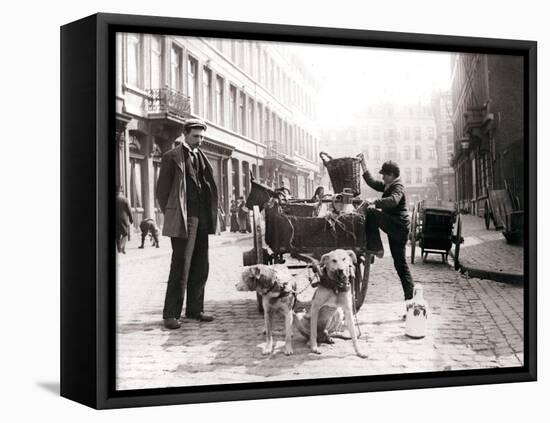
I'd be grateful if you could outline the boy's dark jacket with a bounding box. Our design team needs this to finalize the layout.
[363,170,410,228]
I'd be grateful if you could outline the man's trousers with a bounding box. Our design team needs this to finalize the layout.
[365,208,415,300]
[162,216,210,319]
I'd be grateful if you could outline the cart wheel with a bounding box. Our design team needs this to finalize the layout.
[252,205,264,265]
[253,206,266,313]
[512,195,521,211]
[454,213,463,271]
[242,205,264,266]
[354,253,371,311]
[484,199,491,230]
[410,203,418,264]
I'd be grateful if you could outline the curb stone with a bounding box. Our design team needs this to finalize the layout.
[451,251,523,285]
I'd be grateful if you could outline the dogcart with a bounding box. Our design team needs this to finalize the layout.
[409,199,464,269]
[242,153,373,311]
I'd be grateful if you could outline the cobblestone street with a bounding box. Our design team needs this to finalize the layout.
[116,231,524,390]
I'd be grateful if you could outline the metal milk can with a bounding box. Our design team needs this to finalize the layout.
[405,284,429,339]
[332,190,356,214]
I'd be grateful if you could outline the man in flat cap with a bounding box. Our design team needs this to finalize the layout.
[156,118,219,329]
[358,155,415,306]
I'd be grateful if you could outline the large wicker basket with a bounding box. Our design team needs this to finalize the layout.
[320,152,361,196]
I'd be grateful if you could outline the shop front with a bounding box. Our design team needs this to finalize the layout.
[201,138,235,228]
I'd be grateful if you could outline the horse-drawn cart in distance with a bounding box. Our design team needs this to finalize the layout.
[409,199,464,269]
[242,153,373,312]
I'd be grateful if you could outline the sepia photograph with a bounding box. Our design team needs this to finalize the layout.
[114,32,525,391]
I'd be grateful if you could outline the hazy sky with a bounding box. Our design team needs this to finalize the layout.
[285,42,452,127]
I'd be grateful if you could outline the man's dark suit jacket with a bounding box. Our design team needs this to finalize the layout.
[115,193,133,236]
[156,143,218,238]
[363,170,410,228]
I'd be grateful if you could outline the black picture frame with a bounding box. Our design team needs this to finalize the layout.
[60,12,537,409]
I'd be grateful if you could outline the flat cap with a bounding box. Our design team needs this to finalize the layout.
[379,160,400,177]
[183,118,207,131]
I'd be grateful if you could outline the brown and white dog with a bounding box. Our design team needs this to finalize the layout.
[237,264,297,355]
[309,249,367,358]
[138,218,160,249]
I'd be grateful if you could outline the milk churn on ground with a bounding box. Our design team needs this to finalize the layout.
[405,284,429,339]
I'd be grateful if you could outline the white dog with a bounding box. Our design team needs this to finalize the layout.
[309,249,367,358]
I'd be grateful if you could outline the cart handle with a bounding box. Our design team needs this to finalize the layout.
[285,197,364,204]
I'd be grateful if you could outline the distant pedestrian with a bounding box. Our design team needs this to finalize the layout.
[310,185,329,216]
[237,196,249,233]
[156,118,219,329]
[115,188,133,254]
[311,186,325,202]
[358,154,415,311]
[217,204,226,235]
[230,200,240,232]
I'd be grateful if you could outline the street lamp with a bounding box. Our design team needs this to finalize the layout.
[460,137,470,151]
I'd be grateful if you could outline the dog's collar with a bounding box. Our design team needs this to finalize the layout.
[274,288,295,299]
[259,285,276,297]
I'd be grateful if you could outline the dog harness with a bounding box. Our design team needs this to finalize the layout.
[260,280,296,300]
[317,266,355,294]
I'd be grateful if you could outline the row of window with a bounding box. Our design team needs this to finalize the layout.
[199,62,318,160]
[450,54,487,143]
[126,33,319,162]
[402,168,427,185]
[329,125,435,142]
[363,145,436,161]
[206,37,316,119]
[365,105,434,118]
[185,51,319,161]
[454,152,491,202]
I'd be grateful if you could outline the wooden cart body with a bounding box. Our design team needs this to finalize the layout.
[243,180,372,311]
[410,199,463,269]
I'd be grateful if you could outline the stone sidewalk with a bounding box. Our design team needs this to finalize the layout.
[451,214,524,284]
[121,228,252,262]
[115,234,524,390]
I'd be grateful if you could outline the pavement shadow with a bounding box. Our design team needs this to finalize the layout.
[369,318,405,325]
[418,257,453,266]
[158,298,370,378]
[117,318,163,334]
[383,334,419,343]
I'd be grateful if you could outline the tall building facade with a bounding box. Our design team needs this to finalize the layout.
[430,91,456,201]
[450,53,524,215]
[320,103,439,205]
[115,33,322,229]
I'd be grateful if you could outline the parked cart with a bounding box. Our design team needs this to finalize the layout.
[483,188,524,244]
[409,199,464,269]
